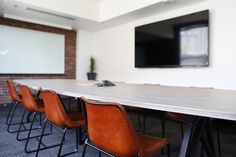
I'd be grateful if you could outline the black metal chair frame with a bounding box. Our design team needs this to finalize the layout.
[6,100,34,133]
[35,119,83,157]
[6,90,42,133]
[6,100,16,125]
[15,109,53,153]
[82,138,116,157]
[16,109,49,141]
[82,138,170,157]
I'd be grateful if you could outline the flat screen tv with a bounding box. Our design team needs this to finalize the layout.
[135,10,209,68]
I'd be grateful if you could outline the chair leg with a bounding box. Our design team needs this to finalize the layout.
[36,119,48,157]
[7,103,37,133]
[16,109,27,141]
[7,102,18,133]
[137,111,142,131]
[57,128,68,157]
[6,100,14,125]
[201,143,204,157]
[68,97,72,111]
[180,122,184,139]
[17,111,50,142]
[82,140,88,157]
[216,121,221,155]
[167,144,170,157]
[24,112,37,153]
[142,110,146,133]
[75,127,79,151]
[161,116,166,138]
[161,116,166,155]
[78,126,83,145]
[39,112,42,127]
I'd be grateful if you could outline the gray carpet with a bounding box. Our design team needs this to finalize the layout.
[0,102,236,157]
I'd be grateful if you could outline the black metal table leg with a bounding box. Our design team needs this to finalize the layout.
[204,119,217,157]
[201,133,215,157]
[179,116,195,157]
[179,116,217,157]
[187,118,207,157]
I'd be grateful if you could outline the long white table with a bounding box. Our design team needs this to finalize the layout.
[14,79,236,157]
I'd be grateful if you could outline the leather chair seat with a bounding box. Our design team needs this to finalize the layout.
[138,133,168,157]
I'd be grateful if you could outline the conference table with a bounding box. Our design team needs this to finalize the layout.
[14,79,236,157]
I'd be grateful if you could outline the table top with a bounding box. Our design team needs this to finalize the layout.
[14,79,236,121]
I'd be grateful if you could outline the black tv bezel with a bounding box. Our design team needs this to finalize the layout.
[134,10,210,68]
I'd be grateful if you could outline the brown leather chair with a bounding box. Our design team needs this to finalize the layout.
[18,85,50,153]
[6,80,23,133]
[6,80,40,131]
[36,90,86,157]
[81,97,170,157]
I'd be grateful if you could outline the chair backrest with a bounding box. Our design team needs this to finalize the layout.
[82,98,141,157]
[19,85,40,112]
[41,90,70,128]
[6,80,22,102]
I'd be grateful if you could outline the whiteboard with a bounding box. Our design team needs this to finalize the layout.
[0,25,65,74]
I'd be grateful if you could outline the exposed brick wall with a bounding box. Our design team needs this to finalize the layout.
[0,17,76,104]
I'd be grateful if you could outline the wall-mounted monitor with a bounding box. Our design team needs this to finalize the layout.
[0,24,65,74]
[135,10,209,68]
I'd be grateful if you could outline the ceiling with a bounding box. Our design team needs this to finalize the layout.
[0,0,208,31]
[89,0,104,2]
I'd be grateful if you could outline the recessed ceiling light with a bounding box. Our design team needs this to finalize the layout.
[26,7,76,20]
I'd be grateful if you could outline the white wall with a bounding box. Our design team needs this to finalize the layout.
[83,0,236,90]
[77,31,95,80]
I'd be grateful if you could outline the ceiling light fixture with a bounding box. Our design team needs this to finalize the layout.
[26,7,76,21]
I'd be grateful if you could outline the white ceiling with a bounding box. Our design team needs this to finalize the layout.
[0,0,207,31]
[89,0,104,2]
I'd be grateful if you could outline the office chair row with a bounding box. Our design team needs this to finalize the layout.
[5,80,170,157]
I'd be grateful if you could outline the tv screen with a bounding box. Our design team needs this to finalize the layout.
[135,10,209,68]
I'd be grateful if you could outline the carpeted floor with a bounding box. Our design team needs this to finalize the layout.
[1,101,236,157]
